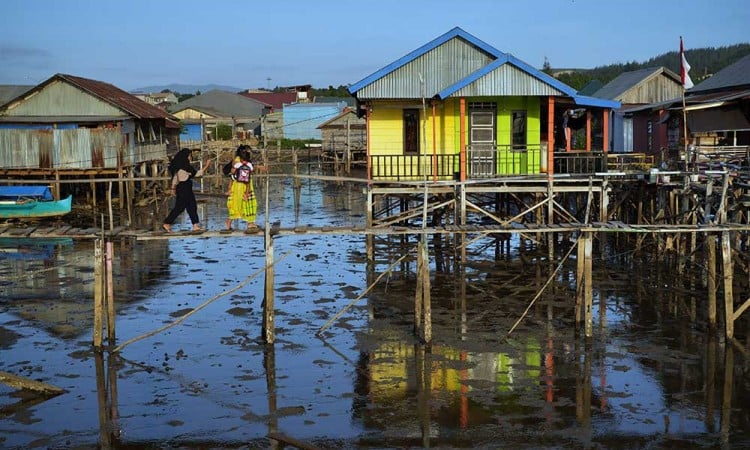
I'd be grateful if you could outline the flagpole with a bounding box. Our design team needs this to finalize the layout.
[682,88,689,172]
[679,36,692,172]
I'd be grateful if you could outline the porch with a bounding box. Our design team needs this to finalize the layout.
[369,145,610,181]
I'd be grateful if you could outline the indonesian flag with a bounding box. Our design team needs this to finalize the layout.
[680,36,694,89]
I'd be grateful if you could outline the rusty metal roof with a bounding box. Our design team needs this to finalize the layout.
[3,74,179,127]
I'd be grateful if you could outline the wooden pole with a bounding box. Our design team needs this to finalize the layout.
[263,176,275,344]
[708,235,717,331]
[575,234,585,327]
[417,238,431,343]
[721,231,734,339]
[107,182,114,231]
[106,241,116,344]
[93,239,104,348]
[584,232,593,338]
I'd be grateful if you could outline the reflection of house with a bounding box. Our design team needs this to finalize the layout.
[0,73,179,174]
[591,67,683,153]
[317,109,366,157]
[348,27,620,180]
[168,90,270,146]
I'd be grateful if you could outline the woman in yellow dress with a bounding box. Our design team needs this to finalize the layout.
[225,148,259,232]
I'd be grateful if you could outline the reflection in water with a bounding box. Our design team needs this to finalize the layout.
[1,168,749,448]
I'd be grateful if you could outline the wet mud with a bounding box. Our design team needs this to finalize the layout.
[1,172,749,449]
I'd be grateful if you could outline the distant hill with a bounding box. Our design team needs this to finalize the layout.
[131,83,243,95]
[551,43,750,91]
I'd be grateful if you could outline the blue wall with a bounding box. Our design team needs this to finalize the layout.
[180,123,203,142]
[283,102,345,140]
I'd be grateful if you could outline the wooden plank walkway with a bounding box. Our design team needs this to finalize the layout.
[1,221,749,241]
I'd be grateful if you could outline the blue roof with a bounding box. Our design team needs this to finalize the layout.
[349,27,619,109]
[348,27,502,95]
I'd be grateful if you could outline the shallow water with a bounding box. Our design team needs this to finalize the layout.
[1,171,749,449]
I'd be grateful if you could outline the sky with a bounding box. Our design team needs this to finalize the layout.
[1,0,748,93]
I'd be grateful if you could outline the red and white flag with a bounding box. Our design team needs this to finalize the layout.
[680,36,694,89]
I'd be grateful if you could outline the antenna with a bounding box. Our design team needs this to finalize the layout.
[266,77,271,91]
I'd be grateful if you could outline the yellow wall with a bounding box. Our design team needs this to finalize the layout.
[368,97,542,176]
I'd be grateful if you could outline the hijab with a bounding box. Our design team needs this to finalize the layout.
[168,148,196,177]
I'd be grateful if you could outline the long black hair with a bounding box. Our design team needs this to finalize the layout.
[168,148,196,177]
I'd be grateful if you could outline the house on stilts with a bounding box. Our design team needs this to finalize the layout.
[347,27,620,228]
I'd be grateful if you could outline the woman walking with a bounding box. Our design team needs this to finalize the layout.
[225,147,259,233]
[163,148,211,233]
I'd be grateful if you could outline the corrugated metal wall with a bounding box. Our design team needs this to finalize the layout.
[4,81,124,117]
[0,128,123,168]
[283,104,344,140]
[357,38,493,99]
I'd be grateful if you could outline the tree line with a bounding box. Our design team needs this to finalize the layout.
[549,43,750,91]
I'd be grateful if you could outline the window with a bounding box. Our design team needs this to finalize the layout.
[403,109,420,154]
[512,110,527,150]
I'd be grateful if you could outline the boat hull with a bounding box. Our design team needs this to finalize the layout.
[0,195,72,219]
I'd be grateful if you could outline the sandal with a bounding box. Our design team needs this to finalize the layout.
[162,224,172,233]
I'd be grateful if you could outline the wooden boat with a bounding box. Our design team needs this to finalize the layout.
[0,186,72,219]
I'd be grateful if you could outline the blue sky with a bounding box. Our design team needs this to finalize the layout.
[1,0,748,92]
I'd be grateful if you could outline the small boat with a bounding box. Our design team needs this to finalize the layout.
[0,186,72,219]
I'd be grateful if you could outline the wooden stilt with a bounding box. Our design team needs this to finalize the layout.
[575,234,585,327]
[415,239,432,343]
[263,176,275,344]
[583,232,593,338]
[721,231,734,339]
[93,239,104,348]
[705,335,716,431]
[105,241,116,344]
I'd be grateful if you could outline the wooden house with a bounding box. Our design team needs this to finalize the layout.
[347,27,620,181]
[625,54,750,165]
[0,73,180,172]
[317,109,366,160]
[590,67,683,154]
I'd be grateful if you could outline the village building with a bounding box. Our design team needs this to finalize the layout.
[348,27,620,181]
[133,91,178,106]
[0,73,179,176]
[590,67,684,155]
[168,89,270,146]
[624,53,750,165]
[316,109,366,163]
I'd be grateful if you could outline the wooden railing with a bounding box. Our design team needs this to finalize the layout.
[370,147,611,181]
[607,153,655,172]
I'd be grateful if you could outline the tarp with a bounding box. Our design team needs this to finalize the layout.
[0,186,54,200]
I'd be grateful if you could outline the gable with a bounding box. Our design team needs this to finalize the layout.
[354,36,495,99]
[443,62,566,97]
[3,80,125,117]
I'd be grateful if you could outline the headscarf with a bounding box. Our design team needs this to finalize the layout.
[168,148,196,177]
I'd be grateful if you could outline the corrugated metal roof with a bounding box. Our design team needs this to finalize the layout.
[239,92,291,110]
[690,53,750,93]
[0,74,179,127]
[441,61,566,97]
[169,90,267,117]
[58,74,176,121]
[592,67,680,100]
[348,27,499,98]
[349,27,619,109]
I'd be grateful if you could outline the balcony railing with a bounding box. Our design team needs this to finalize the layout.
[370,147,608,181]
